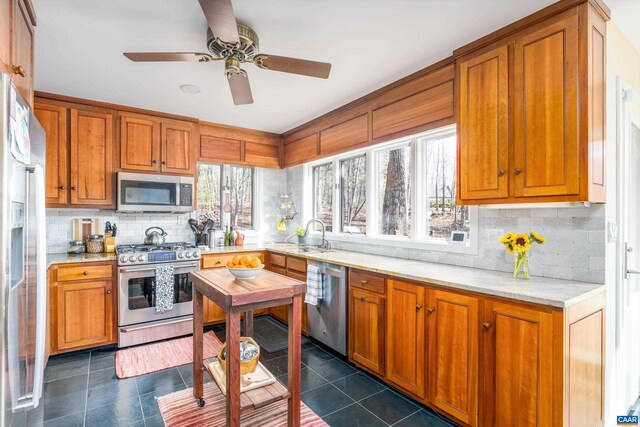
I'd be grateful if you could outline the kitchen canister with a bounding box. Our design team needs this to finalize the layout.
[67,240,86,254]
[86,234,105,253]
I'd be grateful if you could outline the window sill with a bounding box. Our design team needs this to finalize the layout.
[308,232,479,255]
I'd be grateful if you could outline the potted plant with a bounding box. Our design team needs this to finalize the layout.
[295,227,307,245]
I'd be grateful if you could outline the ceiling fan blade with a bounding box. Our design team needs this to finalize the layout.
[198,0,240,44]
[254,54,331,79]
[227,72,253,105]
[123,52,213,62]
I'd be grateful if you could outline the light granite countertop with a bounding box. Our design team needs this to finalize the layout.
[47,252,117,269]
[48,244,604,308]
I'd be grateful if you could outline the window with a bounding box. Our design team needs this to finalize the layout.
[340,155,366,234]
[422,133,469,241]
[312,163,333,232]
[196,163,222,228]
[230,166,254,229]
[197,163,255,230]
[304,125,477,253]
[376,144,412,237]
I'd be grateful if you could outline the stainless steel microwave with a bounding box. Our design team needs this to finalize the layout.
[117,172,194,213]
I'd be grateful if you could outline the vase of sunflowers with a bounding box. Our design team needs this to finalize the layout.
[499,231,546,279]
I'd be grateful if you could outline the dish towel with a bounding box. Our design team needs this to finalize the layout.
[305,264,324,306]
[155,264,175,313]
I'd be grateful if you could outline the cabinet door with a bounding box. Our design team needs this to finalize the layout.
[120,113,161,172]
[161,121,195,175]
[35,103,69,206]
[481,300,553,427]
[287,269,308,334]
[69,109,114,206]
[204,299,226,324]
[513,12,579,198]
[56,280,114,350]
[458,45,509,201]
[386,280,426,399]
[0,0,10,72]
[11,0,34,106]
[428,290,478,426]
[349,288,385,375]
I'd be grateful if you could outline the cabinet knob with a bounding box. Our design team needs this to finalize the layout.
[360,280,368,285]
[106,290,112,295]
[152,160,157,164]
[427,307,434,314]
[71,186,77,191]
[12,65,25,77]
[59,185,65,190]
[83,271,89,276]
[162,161,166,165]
[483,322,491,330]
[360,296,366,302]
[497,169,505,177]
[416,304,423,311]
[514,168,522,176]
[215,260,221,265]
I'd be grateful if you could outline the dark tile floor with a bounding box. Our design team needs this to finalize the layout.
[35,324,456,427]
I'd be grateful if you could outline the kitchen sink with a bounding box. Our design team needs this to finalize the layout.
[285,247,332,254]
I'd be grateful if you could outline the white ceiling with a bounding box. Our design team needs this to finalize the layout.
[33,0,564,133]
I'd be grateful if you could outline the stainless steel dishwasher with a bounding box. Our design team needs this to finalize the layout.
[306,261,347,356]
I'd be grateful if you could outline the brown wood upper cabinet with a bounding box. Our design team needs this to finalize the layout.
[119,113,195,175]
[34,103,68,205]
[1,0,35,106]
[457,3,607,205]
[386,279,426,399]
[70,108,114,207]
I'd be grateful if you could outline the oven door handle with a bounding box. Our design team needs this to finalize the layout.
[120,316,192,332]
[119,264,199,273]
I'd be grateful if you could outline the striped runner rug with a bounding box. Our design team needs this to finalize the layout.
[115,331,223,378]
[158,382,328,427]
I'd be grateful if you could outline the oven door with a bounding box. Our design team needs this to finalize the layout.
[118,263,198,326]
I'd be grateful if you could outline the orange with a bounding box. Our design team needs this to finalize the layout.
[232,255,241,265]
[240,256,251,267]
[250,258,261,268]
[226,261,234,268]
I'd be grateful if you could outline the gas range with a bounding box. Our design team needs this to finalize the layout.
[116,242,201,266]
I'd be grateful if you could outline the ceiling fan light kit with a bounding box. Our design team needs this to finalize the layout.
[123,0,332,105]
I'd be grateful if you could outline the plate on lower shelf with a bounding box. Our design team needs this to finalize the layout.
[207,360,276,395]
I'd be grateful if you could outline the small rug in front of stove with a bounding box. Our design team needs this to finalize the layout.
[157,382,328,427]
[115,331,223,379]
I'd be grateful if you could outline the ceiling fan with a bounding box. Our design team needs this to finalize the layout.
[123,0,332,105]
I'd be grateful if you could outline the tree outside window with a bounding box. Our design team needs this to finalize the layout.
[313,163,333,232]
[230,166,254,229]
[377,144,412,237]
[340,156,366,233]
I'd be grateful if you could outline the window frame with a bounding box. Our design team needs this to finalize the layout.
[196,162,258,232]
[304,125,479,255]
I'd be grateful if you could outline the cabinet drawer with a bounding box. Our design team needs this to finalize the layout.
[270,265,287,276]
[286,257,306,274]
[287,270,307,282]
[56,264,113,282]
[269,253,287,268]
[350,269,385,294]
[202,252,265,269]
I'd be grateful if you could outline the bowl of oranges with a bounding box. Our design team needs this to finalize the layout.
[226,255,264,279]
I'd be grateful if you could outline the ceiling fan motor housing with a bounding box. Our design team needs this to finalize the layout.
[207,23,259,62]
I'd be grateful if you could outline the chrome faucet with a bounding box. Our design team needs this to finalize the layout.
[305,219,331,250]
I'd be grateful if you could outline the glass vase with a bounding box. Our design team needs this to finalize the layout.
[513,252,530,279]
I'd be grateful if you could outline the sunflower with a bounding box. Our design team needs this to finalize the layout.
[499,232,515,244]
[512,233,532,253]
[530,231,547,244]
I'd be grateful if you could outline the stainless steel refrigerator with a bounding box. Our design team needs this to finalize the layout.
[0,73,47,426]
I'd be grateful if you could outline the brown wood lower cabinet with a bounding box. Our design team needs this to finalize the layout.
[347,271,605,427]
[50,262,117,354]
[385,279,426,399]
[428,289,478,426]
[481,299,554,427]
[349,287,385,375]
[266,254,308,334]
